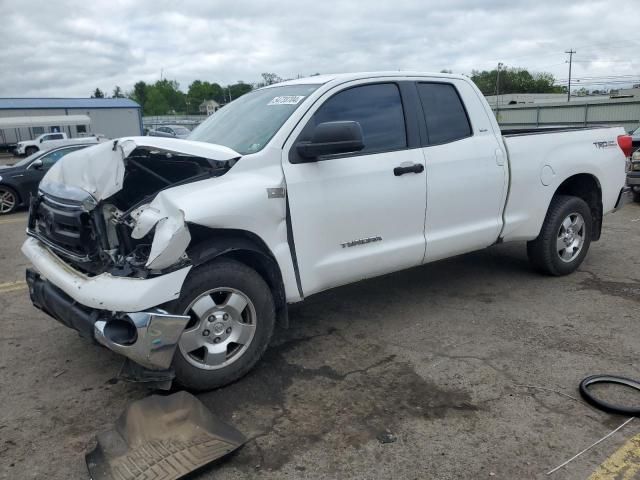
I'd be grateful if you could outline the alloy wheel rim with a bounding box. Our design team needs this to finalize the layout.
[0,190,16,214]
[556,212,585,263]
[179,287,257,370]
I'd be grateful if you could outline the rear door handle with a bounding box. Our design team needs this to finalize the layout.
[394,163,424,176]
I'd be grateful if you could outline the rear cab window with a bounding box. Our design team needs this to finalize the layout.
[416,82,472,145]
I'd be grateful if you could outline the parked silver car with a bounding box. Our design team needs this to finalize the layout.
[147,125,191,139]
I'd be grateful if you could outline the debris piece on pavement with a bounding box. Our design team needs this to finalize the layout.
[53,370,66,378]
[86,391,246,480]
[377,430,397,444]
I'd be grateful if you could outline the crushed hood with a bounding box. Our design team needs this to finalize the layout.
[40,136,240,202]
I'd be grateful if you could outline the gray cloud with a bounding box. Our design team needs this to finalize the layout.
[1,0,638,97]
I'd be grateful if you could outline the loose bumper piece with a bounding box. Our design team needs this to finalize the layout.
[95,311,189,371]
[86,391,246,480]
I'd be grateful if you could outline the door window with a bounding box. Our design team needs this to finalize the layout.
[307,83,407,155]
[417,83,472,145]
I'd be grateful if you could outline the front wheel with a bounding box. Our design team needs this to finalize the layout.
[0,186,18,215]
[170,258,275,391]
[527,195,593,276]
[25,146,38,156]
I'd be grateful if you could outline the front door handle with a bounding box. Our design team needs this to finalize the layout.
[394,163,424,176]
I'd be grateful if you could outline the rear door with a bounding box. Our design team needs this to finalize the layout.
[282,81,427,296]
[417,80,508,262]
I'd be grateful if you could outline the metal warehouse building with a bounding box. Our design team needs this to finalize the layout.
[485,88,640,132]
[0,98,142,149]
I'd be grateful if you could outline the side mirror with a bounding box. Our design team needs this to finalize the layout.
[296,121,364,161]
[39,138,44,143]
[31,159,43,169]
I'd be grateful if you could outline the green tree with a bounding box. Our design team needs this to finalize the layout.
[261,73,282,86]
[187,80,224,113]
[226,81,252,102]
[112,86,125,98]
[471,67,565,95]
[145,88,170,115]
[91,88,105,98]
[129,81,148,110]
[153,79,186,113]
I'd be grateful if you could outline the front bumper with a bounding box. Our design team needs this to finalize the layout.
[26,269,189,370]
[21,237,192,311]
[22,236,193,370]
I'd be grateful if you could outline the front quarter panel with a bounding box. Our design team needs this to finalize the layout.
[147,148,301,302]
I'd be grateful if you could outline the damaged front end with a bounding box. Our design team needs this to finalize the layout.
[30,138,240,277]
[23,137,241,371]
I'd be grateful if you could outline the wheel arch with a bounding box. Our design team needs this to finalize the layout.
[186,224,288,327]
[553,173,602,241]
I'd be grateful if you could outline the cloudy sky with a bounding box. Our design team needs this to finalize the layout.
[1,0,638,97]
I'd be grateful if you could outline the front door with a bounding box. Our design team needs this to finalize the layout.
[283,82,427,296]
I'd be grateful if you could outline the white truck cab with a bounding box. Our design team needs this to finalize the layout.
[15,132,104,156]
[22,72,632,390]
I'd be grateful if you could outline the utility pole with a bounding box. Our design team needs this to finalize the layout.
[565,49,575,102]
[495,62,503,119]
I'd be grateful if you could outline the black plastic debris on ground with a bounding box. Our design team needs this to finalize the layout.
[86,391,246,480]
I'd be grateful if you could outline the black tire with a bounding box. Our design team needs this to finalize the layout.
[169,258,275,391]
[0,185,19,215]
[25,146,38,156]
[633,190,640,203]
[527,195,592,276]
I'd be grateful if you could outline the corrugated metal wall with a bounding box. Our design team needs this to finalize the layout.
[493,100,640,132]
[0,107,142,145]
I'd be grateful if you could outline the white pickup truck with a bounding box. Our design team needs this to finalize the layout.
[22,72,632,391]
[15,132,104,156]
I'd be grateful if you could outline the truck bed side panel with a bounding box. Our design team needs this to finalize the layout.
[501,127,627,242]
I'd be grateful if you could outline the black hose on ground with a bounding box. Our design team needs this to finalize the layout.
[579,375,640,415]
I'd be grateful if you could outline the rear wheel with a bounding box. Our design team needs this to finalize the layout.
[0,186,18,215]
[170,258,275,391]
[527,195,592,276]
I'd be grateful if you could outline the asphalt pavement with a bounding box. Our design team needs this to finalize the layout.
[1,205,640,479]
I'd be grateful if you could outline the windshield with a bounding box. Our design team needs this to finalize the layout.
[188,84,319,154]
[633,126,640,136]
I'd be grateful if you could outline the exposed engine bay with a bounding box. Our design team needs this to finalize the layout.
[27,138,240,279]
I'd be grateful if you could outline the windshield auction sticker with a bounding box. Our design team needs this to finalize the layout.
[268,95,305,105]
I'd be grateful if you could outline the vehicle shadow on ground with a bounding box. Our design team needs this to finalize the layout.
[196,243,534,475]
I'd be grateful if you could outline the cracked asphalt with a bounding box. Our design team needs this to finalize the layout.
[1,204,640,479]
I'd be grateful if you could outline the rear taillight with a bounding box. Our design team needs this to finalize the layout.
[617,135,633,157]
